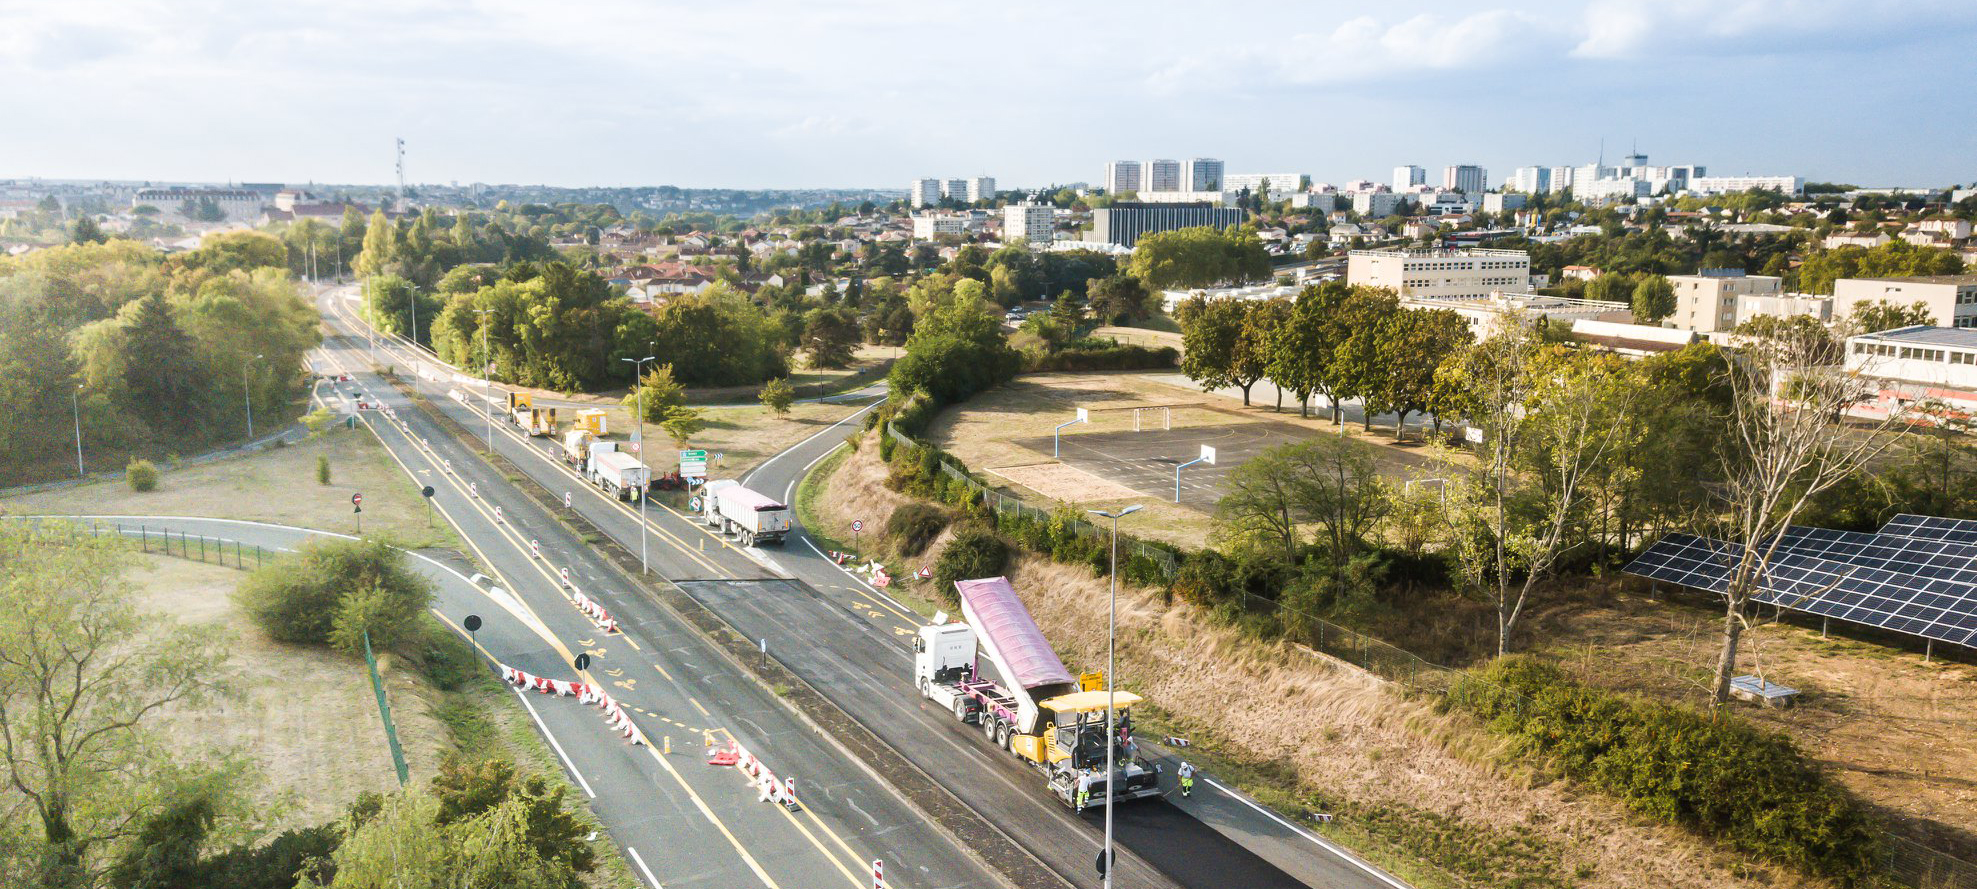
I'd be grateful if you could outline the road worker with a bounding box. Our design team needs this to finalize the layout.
[1178,760,1196,798]
[1075,772,1091,812]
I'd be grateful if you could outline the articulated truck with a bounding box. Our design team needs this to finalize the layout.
[583,442,650,501]
[700,480,793,546]
[915,576,1160,807]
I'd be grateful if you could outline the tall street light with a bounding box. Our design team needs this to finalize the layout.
[71,384,85,478]
[1086,502,1141,889]
[473,308,495,451]
[621,353,658,575]
[244,354,263,439]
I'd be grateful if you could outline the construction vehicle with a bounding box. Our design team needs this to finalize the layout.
[914,576,1160,807]
[573,408,608,437]
[506,392,556,436]
[561,429,597,467]
[700,480,793,546]
[583,442,650,501]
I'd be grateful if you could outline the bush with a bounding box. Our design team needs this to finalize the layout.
[1453,656,1883,884]
[235,537,434,649]
[301,406,337,436]
[932,524,1008,596]
[885,502,949,556]
[1021,343,1178,373]
[194,826,340,889]
[430,758,596,874]
[317,455,331,485]
[127,459,159,492]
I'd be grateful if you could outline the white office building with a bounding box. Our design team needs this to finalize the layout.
[966,177,996,203]
[1145,159,1182,192]
[1578,177,1653,203]
[1104,161,1143,195]
[1443,165,1487,194]
[1185,158,1224,192]
[1224,173,1303,200]
[1347,248,1534,299]
[910,214,970,239]
[1352,192,1401,217]
[942,179,970,202]
[1549,166,1577,194]
[1509,166,1552,194]
[909,178,941,208]
[1002,202,1055,245]
[1393,165,1426,190]
[1832,275,1977,329]
[1685,176,1804,196]
[1291,192,1337,213]
[1844,327,1977,417]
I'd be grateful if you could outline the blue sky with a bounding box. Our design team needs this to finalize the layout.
[2,0,1973,190]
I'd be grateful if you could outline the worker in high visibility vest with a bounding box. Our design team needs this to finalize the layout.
[1075,773,1091,812]
[1178,761,1196,798]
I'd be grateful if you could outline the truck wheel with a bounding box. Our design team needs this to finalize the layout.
[741,531,754,547]
[994,720,1011,748]
[953,699,973,724]
[918,678,931,699]
[983,716,999,742]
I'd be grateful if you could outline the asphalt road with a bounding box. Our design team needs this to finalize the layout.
[307,318,1000,889]
[323,287,1410,889]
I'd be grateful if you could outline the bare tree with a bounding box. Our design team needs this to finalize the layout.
[1443,325,1634,656]
[1707,326,1906,705]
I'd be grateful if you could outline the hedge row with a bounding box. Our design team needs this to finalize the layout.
[1452,657,1883,884]
[1021,343,1178,373]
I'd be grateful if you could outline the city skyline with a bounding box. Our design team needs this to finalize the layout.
[2,0,1974,189]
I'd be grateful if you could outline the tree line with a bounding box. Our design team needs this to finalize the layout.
[0,234,319,485]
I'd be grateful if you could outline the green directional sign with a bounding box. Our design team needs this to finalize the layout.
[679,449,707,460]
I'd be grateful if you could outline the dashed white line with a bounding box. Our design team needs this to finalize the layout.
[513,688,597,799]
[627,847,665,888]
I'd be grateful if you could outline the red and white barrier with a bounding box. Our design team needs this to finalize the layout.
[873,570,891,588]
[709,739,800,810]
[571,590,621,634]
[498,662,642,746]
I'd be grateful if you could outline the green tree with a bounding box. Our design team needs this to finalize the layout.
[0,523,228,885]
[1631,274,1676,323]
[354,209,396,279]
[1128,226,1271,290]
[1797,240,1964,294]
[1178,296,1242,397]
[70,216,106,245]
[1849,299,1934,333]
[1372,308,1472,439]
[660,405,706,448]
[800,306,861,368]
[1233,298,1288,408]
[1269,285,1341,417]
[1085,274,1152,324]
[120,292,209,435]
[623,363,687,424]
[758,377,795,415]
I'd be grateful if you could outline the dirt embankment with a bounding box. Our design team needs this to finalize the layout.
[817,432,1819,889]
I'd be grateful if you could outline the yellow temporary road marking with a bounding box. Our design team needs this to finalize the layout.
[690,696,711,717]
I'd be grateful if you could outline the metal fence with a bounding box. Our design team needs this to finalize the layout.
[5,517,275,571]
[1885,835,1977,889]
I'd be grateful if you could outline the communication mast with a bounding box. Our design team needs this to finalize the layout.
[395,137,406,201]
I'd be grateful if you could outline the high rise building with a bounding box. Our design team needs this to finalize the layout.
[1185,158,1224,192]
[1144,159,1182,192]
[1087,202,1243,248]
[1549,166,1577,194]
[1393,165,1427,190]
[1003,202,1055,245]
[1104,160,1143,195]
[966,177,996,203]
[909,178,940,208]
[1509,166,1552,195]
[941,178,970,201]
[1443,165,1486,194]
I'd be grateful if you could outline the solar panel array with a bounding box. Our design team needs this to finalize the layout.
[1624,515,1977,649]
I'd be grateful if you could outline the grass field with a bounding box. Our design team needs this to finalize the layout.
[2,426,456,549]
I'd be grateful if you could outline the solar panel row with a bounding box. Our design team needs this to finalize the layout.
[1881,513,1977,545]
[1623,519,1977,649]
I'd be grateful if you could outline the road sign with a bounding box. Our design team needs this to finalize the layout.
[563,491,572,509]
[574,652,592,672]
[851,520,863,532]
[689,497,703,512]
[680,449,708,478]
[420,485,434,498]
[680,449,708,460]
[351,493,363,505]
[463,614,482,632]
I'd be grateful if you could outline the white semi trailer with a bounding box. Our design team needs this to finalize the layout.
[700,479,793,546]
[915,576,1160,807]
[584,443,650,501]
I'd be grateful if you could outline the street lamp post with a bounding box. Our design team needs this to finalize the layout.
[621,354,658,575]
[473,308,494,451]
[244,354,263,440]
[71,384,85,478]
[1085,503,1141,889]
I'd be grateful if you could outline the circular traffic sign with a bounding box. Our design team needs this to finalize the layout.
[852,520,863,532]
[420,485,434,498]
[351,493,363,505]
[574,653,592,672]
[463,614,482,632]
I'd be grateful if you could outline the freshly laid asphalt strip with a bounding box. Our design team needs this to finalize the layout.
[1086,799,1308,889]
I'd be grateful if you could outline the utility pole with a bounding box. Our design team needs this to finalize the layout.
[474,308,494,451]
[71,384,84,478]
[244,354,262,439]
[621,352,658,575]
[1086,503,1142,889]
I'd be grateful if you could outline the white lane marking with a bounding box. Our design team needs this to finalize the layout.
[627,847,665,888]
[1200,774,1410,889]
[746,397,883,490]
[514,688,597,799]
